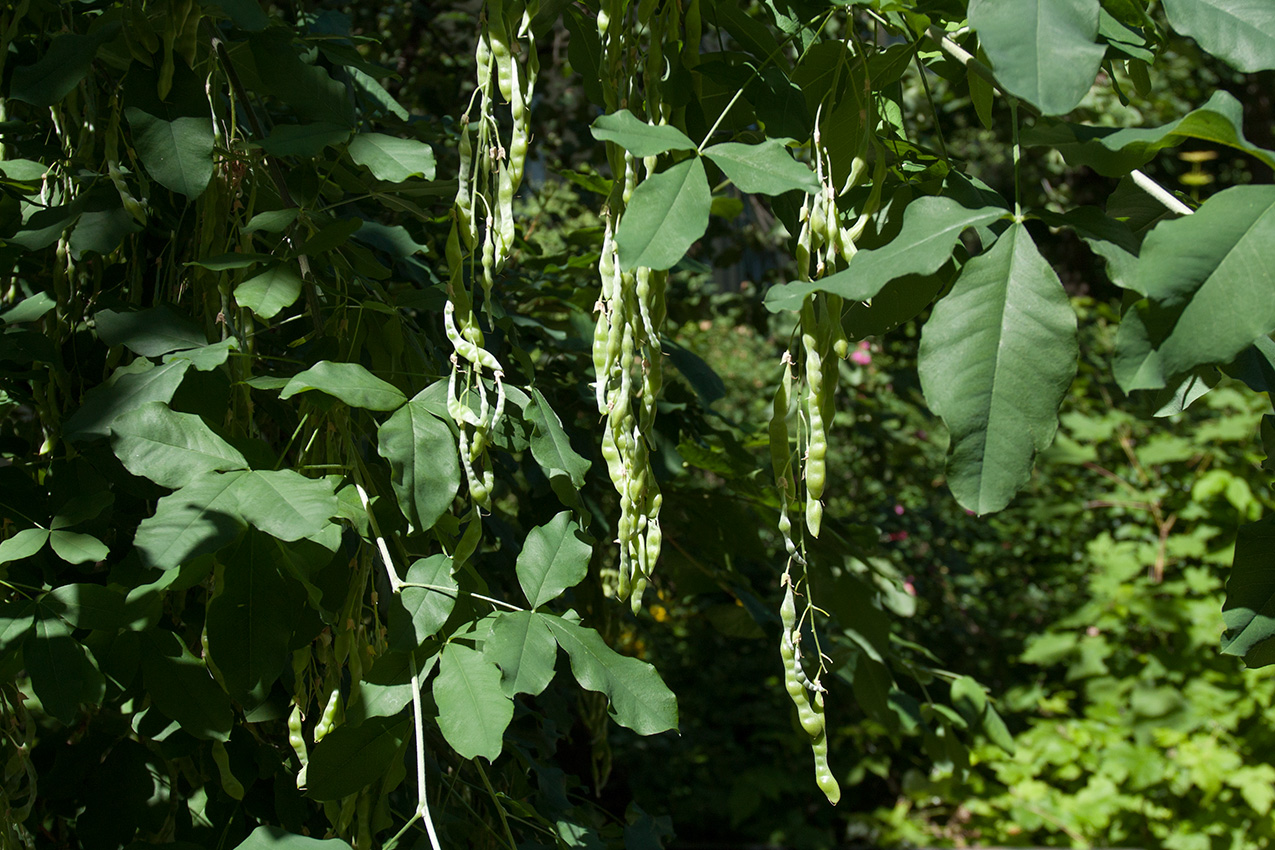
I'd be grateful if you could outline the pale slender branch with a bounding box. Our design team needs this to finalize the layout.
[355,483,441,850]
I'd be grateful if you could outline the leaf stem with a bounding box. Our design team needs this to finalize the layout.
[1010,97,1022,220]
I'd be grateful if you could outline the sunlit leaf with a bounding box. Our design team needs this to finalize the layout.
[969,0,1106,115]
[1162,0,1275,73]
[615,157,712,271]
[433,643,513,761]
[112,402,248,488]
[485,611,558,697]
[517,512,591,609]
[348,133,436,182]
[918,222,1078,514]
[377,392,461,530]
[590,110,696,157]
[281,360,406,411]
[702,139,818,195]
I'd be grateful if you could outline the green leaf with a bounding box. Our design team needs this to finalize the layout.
[0,528,49,564]
[95,305,206,356]
[243,209,299,234]
[542,615,678,735]
[765,196,1005,312]
[918,222,1079,515]
[25,612,104,724]
[969,0,1106,115]
[1222,515,1275,666]
[615,157,712,271]
[348,649,439,722]
[1114,186,1275,392]
[164,338,239,372]
[207,531,305,707]
[280,360,406,411]
[388,555,457,651]
[134,471,250,569]
[235,265,304,319]
[10,23,120,107]
[433,643,513,761]
[234,470,340,543]
[589,110,697,158]
[1026,90,1275,176]
[112,401,249,488]
[377,392,461,530]
[702,139,818,195]
[1162,0,1275,73]
[0,291,55,324]
[525,389,591,489]
[348,133,436,182]
[49,531,109,565]
[843,269,952,340]
[141,630,233,740]
[124,108,215,199]
[517,512,591,609]
[306,714,410,800]
[64,358,193,440]
[232,826,353,850]
[485,611,558,697]
[43,584,125,630]
[259,123,351,157]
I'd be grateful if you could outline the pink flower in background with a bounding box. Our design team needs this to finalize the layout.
[851,341,872,365]
[893,504,905,516]
[903,578,917,596]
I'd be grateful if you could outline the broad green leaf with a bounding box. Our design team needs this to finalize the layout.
[51,491,113,530]
[1223,516,1275,666]
[918,223,1078,515]
[207,531,304,707]
[10,23,120,106]
[615,157,712,271]
[517,512,591,609]
[949,675,987,727]
[1026,91,1275,175]
[141,630,233,740]
[25,612,104,724]
[765,196,1006,312]
[1114,186,1275,391]
[49,531,108,565]
[0,291,55,324]
[64,358,193,440]
[134,471,250,569]
[124,108,215,199]
[542,615,678,735]
[235,265,304,319]
[702,139,818,195]
[353,222,429,259]
[0,528,49,564]
[377,392,461,529]
[842,269,952,340]
[233,826,353,850]
[234,470,340,543]
[433,643,513,761]
[969,0,1106,115]
[1162,0,1275,73]
[306,714,410,800]
[485,610,558,697]
[44,584,125,631]
[243,209,299,233]
[280,361,406,411]
[112,401,248,488]
[95,305,206,356]
[348,649,439,722]
[69,201,142,260]
[1035,206,1141,290]
[348,133,436,182]
[164,338,239,371]
[388,555,457,650]
[525,389,591,489]
[590,110,696,158]
[259,123,351,157]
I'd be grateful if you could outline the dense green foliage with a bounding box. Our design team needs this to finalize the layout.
[1,0,1274,848]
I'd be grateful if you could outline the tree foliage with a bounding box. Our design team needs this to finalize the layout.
[0,0,1273,848]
